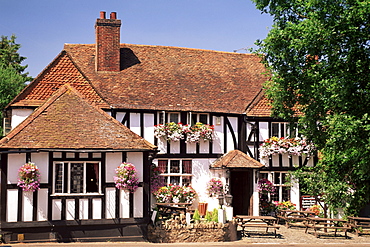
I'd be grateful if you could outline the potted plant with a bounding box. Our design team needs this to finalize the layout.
[17,162,41,192]
[114,162,140,193]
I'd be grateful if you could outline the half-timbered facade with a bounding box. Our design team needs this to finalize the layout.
[0,11,317,242]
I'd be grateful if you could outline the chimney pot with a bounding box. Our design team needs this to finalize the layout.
[110,12,117,19]
[100,11,106,19]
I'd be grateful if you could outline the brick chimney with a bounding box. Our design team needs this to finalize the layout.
[95,11,121,72]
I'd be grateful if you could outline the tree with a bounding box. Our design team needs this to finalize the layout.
[252,0,370,215]
[0,35,31,135]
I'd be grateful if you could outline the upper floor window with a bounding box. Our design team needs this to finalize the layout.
[158,159,192,186]
[53,161,101,194]
[189,113,208,125]
[271,122,297,138]
[158,112,180,124]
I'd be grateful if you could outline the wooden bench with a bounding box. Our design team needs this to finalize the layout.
[236,215,280,238]
[348,216,370,236]
[305,217,351,238]
[277,209,315,228]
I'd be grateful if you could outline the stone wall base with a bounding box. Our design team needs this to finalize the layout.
[147,216,237,243]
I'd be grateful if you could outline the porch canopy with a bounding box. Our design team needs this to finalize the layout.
[210,150,264,169]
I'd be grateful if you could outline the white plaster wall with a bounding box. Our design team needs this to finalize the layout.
[93,198,102,219]
[170,141,180,154]
[11,109,34,129]
[120,189,130,218]
[31,152,48,183]
[106,152,122,183]
[191,159,214,202]
[79,199,89,220]
[227,117,238,153]
[259,122,269,141]
[127,152,143,182]
[246,122,255,142]
[144,113,155,145]
[116,112,126,123]
[134,187,143,217]
[186,142,196,154]
[199,140,209,154]
[7,189,18,222]
[37,188,48,221]
[8,153,26,184]
[157,138,167,154]
[66,199,75,220]
[290,177,300,210]
[52,199,62,220]
[23,191,33,221]
[130,113,141,136]
[105,187,116,219]
[212,116,224,154]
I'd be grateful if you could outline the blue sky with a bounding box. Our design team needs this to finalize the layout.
[0,0,272,78]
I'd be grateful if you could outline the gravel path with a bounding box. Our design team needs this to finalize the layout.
[238,225,370,244]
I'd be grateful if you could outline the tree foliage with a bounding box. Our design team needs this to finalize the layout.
[0,35,31,135]
[252,0,370,215]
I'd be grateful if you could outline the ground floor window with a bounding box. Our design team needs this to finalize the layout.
[158,159,192,186]
[53,162,101,194]
[259,171,290,202]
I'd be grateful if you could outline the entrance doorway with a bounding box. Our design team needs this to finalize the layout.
[230,170,253,215]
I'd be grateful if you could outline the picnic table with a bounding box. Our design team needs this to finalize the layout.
[235,215,280,238]
[348,216,370,236]
[305,217,351,238]
[277,209,315,228]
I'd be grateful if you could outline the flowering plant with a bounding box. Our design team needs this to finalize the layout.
[153,184,197,204]
[150,164,165,194]
[154,122,214,143]
[274,200,296,211]
[17,162,40,192]
[114,162,139,193]
[183,122,214,143]
[308,204,322,216]
[154,122,185,142]
[259,136,316,159]
[257,178,275,194]
[206,178,224,197]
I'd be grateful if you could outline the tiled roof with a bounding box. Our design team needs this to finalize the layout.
[10,44,268,114]
[9,51,109,108]
[245,91,273,117]
[211,150,264,169]
[0,84,156,151]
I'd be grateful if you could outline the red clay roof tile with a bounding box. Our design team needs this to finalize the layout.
[211,149,264,168]
[10,44,269,114]
[1,84,156,151]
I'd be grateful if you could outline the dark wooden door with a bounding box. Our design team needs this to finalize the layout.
[230,170,253,215]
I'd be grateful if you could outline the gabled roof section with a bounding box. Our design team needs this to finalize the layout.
[0,84,156,151]
[8,51,108,109]
[245,90,272,117]
[64,44,268,114]
[211,150,264,169]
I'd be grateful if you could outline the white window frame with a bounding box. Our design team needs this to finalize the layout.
[259,171,290,202]
[52,161,102,195]
[271,122,297,138]
[158,159,193,186]
[188,112,209,125]
[158,112,180,124]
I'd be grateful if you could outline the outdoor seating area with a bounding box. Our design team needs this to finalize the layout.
[235,215,280,238]
[236,210,370,240]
